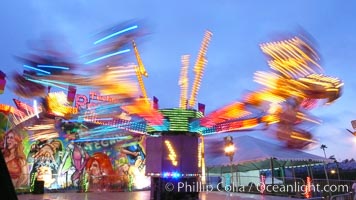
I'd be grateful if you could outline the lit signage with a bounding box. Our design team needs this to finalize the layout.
[75,91,121,109]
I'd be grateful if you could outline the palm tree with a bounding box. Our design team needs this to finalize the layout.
[320,144,327,158]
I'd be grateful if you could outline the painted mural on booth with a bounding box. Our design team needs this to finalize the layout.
[0,113,150,192]
[0,113,29,188]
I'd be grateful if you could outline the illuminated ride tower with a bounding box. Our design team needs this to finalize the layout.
[146,109,204,200]
[144,31,212,200]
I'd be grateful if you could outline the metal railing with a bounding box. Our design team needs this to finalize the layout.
[205,174,356,199]
[330,192,353,200]
[312,179,354,199]
[205,174,307,197]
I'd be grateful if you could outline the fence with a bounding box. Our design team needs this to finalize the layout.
[330,192,354,200]
[312,179,354,199]
[205,174,307,197]
[205,174,356,199]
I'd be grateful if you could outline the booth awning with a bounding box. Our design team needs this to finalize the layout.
[204,135,332,173]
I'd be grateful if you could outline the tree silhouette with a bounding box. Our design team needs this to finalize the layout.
[320,144,327,158]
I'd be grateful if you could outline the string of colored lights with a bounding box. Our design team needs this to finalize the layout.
[260,37,322,79]
[179,55,190,109]
[188,30,213,108]
[132,40,149,104]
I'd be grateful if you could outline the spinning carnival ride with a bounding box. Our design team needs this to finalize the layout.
[0,23,343,198]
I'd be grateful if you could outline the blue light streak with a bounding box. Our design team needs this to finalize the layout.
[25,78,66,90]
[85,49,130,64]
[39,79,73,86]
[94,25,138,45]
[73,136,131,143]
[24,65,51,75]
[37,65,70,70]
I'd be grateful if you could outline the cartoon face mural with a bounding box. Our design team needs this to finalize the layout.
[28,138,62,189]
[115,136,150,191]
[2,129,29,188]
[84,152,116,191]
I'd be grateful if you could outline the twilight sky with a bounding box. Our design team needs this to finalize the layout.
[1,0,356,160]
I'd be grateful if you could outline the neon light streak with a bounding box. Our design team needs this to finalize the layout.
[94,25,138,45]
[305,176,312,198]
[23,65,51,75]
[23,65,51,74]
[188,30,212,108]
[290,134,316,143]
[179,55,189,109]
[260,175,266,194]
[26,124,55,131]
[33,100,39,118]
[200,137,206,184]
[80,126,121,134]
[165,140,178,166]
[85,49,130,64]
[37,65,69,70]
[79,127,127,139]
[73,136,131,143]
[25,78,67,90]
[82,117,147,135]
[40,79,73,86]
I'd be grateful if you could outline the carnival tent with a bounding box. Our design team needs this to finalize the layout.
[204,135,332,173]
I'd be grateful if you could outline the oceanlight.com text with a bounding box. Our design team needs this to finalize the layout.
[164,181,349,194]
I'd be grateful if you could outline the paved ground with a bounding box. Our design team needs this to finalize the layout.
[17,190,306,200]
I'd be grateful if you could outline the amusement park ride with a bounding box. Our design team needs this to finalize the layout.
[0,22,343,200]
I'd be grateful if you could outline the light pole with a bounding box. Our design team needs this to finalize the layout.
[224,136,235,200]
[329,155,341,181]
[320,144,331,198]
